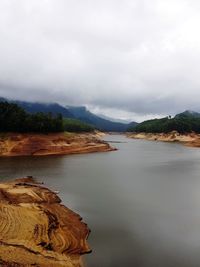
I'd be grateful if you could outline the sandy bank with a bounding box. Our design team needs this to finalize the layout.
[127,131,200,147]
[0,132,116,157]
[0,177,91,266]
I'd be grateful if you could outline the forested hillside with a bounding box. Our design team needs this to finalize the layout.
[0,102,63,132]
[129,113,200,134]
[0,98,138,132]
[63,118,94,132]
[0,102,94,133]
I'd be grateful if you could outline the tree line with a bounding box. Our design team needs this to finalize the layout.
[63,118,94,132]
[129,116,200,134]
[0,101,94,133]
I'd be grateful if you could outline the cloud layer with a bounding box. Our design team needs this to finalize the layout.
[0,0,200,121]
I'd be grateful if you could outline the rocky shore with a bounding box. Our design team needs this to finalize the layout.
[0,177,91,267]
[127,131,200,147]
[0,132,115,157]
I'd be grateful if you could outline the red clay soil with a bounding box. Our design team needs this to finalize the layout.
[0,132,115,157]
[0,177,91,266]
[127,131,200,147]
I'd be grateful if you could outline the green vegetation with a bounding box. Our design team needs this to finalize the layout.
[63,118,94,132]
[129,116,200,134]
[0,101,63,133]
[0,101,94,133]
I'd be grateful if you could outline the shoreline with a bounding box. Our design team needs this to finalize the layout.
[0,177,91,266]
[127,131,200,148]
[0,132,116,157]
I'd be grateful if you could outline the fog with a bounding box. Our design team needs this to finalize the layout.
[0,0,200,121]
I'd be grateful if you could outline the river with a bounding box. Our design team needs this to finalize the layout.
[1,135,200,267]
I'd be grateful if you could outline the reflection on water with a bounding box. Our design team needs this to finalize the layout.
[1,135,200,266]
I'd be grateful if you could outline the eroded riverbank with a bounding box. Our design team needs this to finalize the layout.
[0,177,91,266]
[0,132,115,157]
[127,131,200,147]
[1,135,200,267]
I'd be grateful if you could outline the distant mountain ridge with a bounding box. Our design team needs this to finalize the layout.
[0,97,137,132]
[67,106,138,132]
[14,100,74,119]
[95,113,131,124]
[0,97,74,118]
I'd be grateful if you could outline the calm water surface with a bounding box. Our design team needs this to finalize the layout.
[1,135,200,267]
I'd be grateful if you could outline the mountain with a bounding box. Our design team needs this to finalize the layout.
[67,106,138,132]
[0,101,64,133]
[14,101,74,118]
[0,98,74,118]
[96,113,131,124]
[127,121,138,130]
[175,110,200,119]
[0,97,138,132]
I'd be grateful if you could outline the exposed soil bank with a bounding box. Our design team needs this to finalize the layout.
[0,132,115,157]
[0,177,91,267]
[127,131,200,147]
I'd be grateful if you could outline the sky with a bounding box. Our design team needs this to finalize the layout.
[0,0,200,122]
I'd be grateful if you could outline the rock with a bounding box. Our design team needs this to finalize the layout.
[0,178,91,266]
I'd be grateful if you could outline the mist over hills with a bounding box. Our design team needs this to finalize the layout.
[0,97,74,118]
[91,113,131,124]
[1,96,200,133]
[0,97,137,132]
[67,106,138,132]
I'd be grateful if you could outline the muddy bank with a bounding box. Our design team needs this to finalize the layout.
[127,131,200,147]
[0,132,115,157]
[0,177,91,267]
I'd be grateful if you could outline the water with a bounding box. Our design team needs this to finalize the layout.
[1,135,200,267]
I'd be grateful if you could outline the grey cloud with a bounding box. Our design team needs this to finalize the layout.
[0,0,200,121]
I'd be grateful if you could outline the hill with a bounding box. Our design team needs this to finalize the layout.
[63,118,94,132]
[129,110,200,134]
[67,106,138,132]
[0,97,74,119]
[175,110,200,119]
[13,100,74,119]
[0,97,138,132]
[0,100,95,133]
[0,101,63,133]
[127,121,138,130]
[95,113,131,124]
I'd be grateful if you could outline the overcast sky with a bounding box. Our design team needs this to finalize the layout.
[0,0,200,122]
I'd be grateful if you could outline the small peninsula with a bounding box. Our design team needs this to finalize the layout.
[0,101,115,156]
[0,177,91,266]
[0,132,115,157]
[128,111,200,147]
[127,131,200,147]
